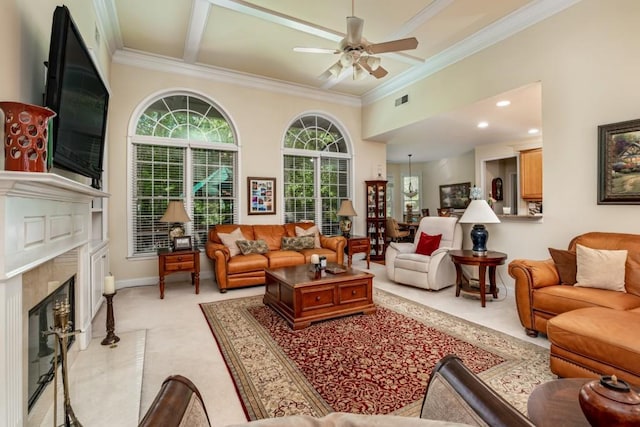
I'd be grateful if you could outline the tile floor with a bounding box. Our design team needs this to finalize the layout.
[47,258,550,427]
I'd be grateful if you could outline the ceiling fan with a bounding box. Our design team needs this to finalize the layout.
[294,1,418,80]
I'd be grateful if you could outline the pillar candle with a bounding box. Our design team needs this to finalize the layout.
[104,275,115,295]
[310,254,320,265]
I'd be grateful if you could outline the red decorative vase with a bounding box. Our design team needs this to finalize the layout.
[579,375,640,426]
[0,101,56,172]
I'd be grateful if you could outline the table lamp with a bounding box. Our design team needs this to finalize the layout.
[458,199,500,256]
[160,200,192,248]
[337,199,357,238]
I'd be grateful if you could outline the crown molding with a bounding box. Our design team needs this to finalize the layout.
[361,0,583,105]
[93,0,122,55]
[112,49,362,107]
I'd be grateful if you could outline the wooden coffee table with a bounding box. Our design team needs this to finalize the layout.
[264,263,376,330]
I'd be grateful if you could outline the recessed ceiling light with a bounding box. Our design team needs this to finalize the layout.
[496,100,511,107]
[477,121,489,128]
[528,128,540,134]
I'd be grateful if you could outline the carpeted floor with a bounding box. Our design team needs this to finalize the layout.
[200,289,553,421]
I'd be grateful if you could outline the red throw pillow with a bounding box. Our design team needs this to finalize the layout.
[415,232,442,256]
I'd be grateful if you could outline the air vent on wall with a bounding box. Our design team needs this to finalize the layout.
[395,94,409,106]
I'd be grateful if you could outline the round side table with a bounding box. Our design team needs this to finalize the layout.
[527,378,590,426]
[448,249,507,307]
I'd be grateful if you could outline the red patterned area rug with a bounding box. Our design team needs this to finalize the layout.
[200,289,552,421]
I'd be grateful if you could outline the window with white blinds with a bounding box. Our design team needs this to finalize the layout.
[283,114,351,236]
[129,93,237,256]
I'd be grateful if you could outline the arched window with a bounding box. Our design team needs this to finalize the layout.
[129,93,237,256]
[283,114,351,235]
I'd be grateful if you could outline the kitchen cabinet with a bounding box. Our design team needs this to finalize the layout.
[520,148,542,200]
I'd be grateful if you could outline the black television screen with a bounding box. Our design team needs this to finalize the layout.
[45,5,109,189]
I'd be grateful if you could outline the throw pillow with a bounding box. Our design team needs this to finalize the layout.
[235,239,269,255]
[574,244,627,292]
[295,225,321,248]
[548,248,577,285]
[281,236,315,251]
[415,232,442,256]
[217,227,245,257]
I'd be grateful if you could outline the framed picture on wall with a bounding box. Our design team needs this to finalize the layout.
[598,119,640,204]
[248,177,276,214]
[439,182,471,209]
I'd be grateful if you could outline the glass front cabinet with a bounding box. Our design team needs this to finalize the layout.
[365,180,387,260]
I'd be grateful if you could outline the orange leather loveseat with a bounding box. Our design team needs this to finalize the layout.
[205,223,346,293]
[509,232,640,385]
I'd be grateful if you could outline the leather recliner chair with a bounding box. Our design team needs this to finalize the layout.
[385,217,462,290]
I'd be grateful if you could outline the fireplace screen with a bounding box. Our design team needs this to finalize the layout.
[27,276,75,410]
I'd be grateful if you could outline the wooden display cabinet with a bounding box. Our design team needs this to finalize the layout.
[365,180,387,260]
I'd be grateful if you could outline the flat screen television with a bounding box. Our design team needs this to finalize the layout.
[45,5,109,189]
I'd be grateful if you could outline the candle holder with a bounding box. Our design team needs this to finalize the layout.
[101,292,120,346]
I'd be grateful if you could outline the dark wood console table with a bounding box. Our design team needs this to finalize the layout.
[449,249,507,307]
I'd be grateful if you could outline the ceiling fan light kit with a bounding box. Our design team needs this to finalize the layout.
[297,1,418,81]
[353,63,367,80]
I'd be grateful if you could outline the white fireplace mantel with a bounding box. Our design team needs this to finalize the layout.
[0,171,109,427]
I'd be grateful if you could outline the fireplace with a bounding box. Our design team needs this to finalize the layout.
[27,276,75,410]
[0,172,108,426]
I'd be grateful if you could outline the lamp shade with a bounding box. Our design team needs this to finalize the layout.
[160,200,191,223]
[458,200,500,224]
[458,199,500,256]
[337,200,357,217]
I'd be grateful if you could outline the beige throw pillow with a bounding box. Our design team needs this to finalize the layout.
[575,244,627,292]
[295,225,321,248]
[218,228,245,257]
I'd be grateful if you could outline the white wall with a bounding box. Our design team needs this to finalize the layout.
[365,0,640,271]
[107,61,385,283]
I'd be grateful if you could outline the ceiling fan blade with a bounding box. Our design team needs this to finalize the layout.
[294,47,340,54]
[360,61,389,79]
[367,37,418,54]
[346,16,364,45]
[370,65,388,79]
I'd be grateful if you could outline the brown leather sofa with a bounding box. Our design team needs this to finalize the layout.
[509,232,640,385]
[205,223,346,292]
[140,355,533,426]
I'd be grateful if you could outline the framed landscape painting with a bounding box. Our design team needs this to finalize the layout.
[439,182,471,209]
[598,119,640,204]
[248,177,276,214]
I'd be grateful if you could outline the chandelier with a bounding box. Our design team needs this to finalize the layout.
[404,154,418,198]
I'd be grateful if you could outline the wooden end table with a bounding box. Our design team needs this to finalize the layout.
[157,248,200,299]
[263,263,375,329]
[345,235,370,268]
[527,378,590,426]
[448,249,507,307]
